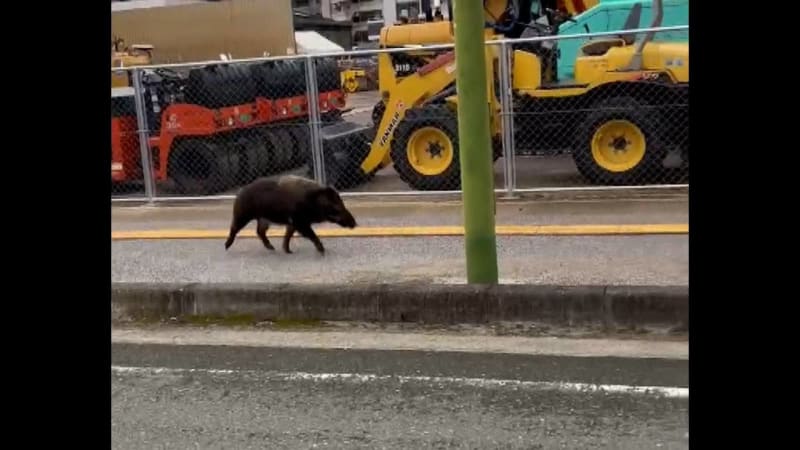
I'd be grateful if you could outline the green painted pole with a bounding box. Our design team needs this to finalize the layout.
[453,1,499,284]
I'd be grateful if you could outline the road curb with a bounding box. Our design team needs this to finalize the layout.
[111,283,688,329]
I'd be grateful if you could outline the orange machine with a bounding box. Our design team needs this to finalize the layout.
[111,59,346,194]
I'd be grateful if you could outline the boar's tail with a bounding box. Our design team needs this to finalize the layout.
[225,199,250,250]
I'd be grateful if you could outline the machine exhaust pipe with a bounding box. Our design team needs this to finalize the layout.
[626,0,663,71]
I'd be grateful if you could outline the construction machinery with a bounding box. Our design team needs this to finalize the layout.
[111,37,153,88]
[111,37,153,187]
[314,0,688,190]
[111,55,347,194]
[551,0,689,81]
[372,1,688,86]
[340,68,366,93]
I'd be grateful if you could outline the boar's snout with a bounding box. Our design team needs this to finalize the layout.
[314,186,358,228]
[334,209,357,228]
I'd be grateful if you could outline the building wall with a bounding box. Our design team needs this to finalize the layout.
[112,0,296,63]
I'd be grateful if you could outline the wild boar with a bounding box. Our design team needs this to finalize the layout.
[224,175,357,255]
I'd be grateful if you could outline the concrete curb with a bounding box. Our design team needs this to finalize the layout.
[111,283,688,330]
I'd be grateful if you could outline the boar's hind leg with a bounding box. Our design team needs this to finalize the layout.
[256,218,275,251]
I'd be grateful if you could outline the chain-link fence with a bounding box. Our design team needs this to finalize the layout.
[111,55,346,200]
[508,28,689,191]
[111,25,688,202]
[111,84,148,199]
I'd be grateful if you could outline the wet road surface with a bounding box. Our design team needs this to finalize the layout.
[112,343,688,449]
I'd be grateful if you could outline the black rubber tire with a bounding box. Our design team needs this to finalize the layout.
[251,61,284,99]
[390,104,462,191]
[315,57,341,92]
[283,61,302,96]
[262,127,296,173]
[238,135,271,183]
[185,65,258,108]
[571,96,667,185]
[219,140,244,189]
[321,109,343,124]
[169,139,229,195]
[306,125,375,190]
[371,101,386,127]
[286,124,311,168]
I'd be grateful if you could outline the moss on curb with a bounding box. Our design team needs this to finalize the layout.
[184,314,258,326]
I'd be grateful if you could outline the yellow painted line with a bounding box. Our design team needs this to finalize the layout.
[112,224,688,240]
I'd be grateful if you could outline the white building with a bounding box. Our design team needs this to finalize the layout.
[293,1,447,48]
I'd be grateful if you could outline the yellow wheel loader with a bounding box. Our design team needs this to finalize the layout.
[315,0,688,190]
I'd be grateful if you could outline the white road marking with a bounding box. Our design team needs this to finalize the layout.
[111,365,689,399]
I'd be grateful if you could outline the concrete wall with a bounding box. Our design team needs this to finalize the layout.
[111,0,297,64]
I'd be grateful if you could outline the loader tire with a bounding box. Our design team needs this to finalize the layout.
[572,96,667,185]
[372,101,385,127]
[391,104,462,191]
[308,123,375,190]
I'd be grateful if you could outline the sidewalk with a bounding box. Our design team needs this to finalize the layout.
[112,197,688,286]
[111,196,688,331]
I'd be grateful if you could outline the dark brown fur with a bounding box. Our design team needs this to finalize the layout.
[224,175,357,254]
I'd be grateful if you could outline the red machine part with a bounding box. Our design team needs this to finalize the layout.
[110,116,141,182]
[110,89,346,183]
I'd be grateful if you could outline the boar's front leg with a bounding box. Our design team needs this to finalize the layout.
[296,224,325,255]
[256,218,275,251]
[282,224,296,254]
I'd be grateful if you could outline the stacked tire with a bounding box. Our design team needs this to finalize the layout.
[168,60,347,195]
[184,64,258,108]
[170,65,259,194]
[314,57,341,93]
[250,60,306,99]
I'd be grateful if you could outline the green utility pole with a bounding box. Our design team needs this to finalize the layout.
[453,0,499,284]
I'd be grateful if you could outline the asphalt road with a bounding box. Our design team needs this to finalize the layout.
[111,234,688,285]
[112,342,689,449]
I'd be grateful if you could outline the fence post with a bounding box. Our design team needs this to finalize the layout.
[304,56,326,186]
[131,68,156,202]
[498,41,517,199]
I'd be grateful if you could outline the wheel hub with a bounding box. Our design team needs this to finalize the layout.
[406,126,454,176]
[427,141,444,158]
[590,120,647,173]
[611,136,630,152]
